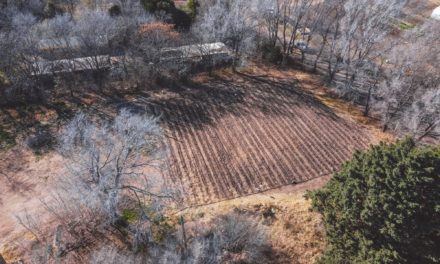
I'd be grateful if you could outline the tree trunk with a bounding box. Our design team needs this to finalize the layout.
[54,225,64,264]
[0,254,6,264]
[179,216,188,261]
[313,42,325,73]
[281,53,289,67]
[328,61,338,83]
[363,86,372,117]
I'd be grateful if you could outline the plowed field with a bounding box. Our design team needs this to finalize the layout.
[151,71,371,205]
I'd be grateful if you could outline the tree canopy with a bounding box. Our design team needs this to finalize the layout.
[308,139,440,264]
[140,0,174,13]
[141,0,191,30]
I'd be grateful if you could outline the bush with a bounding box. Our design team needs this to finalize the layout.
[140,0,191,30]
[26,127,54,154]
[108,5,122,17]
[185,0,199,20]
[261,42,282,64]
[195,213,270,263]
[140,0,174,13]
[170,7,191,30]
[0,128,15,150]
[307,139,440,264]
[43,0,63,19]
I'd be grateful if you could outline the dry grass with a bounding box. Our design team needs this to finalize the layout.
[181,190,326,264]
[0,239,25,263]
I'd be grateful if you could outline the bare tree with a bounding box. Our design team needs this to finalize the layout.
[377,19,440,137]
[338,0,405,86]
[88,212,269,264]
[193,213,270,264]
[64,0,80,17]
[14,109,180,262]
[58,109,170,223]
[402,89,440,140]
[279,0,316,66]
[112,0,146,16]
[192,0,261,70]
[308,0,344,72]
[73,9,120,61]
[91,246,143,264]
[0,10,44,103]
[260,0,282,49]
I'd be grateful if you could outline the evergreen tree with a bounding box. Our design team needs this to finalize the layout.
[140,0,174,13]
[44,0,58,19]
[108,4,122,17]
[140,0,191,30]
[186,0,199,20]
[0,0,7,9]
[308,139,440,263]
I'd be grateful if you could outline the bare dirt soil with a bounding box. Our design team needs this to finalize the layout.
[157,68,372,205]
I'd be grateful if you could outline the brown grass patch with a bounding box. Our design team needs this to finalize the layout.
[181,190,326,264]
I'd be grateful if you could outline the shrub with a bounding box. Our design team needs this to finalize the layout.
[185,0,199,20]
[0,128,15,150]
[307,139,440,264]
[0,70,8,85]
[170,7,191,30]
[108,5,121,17]
[261,42,282,64]
[398,21,416,31]
[121,209,138,222]
[25,128,54,154]
[140,0,191,30]
[140,0,174,13]
[195,213,270,263]
[43,0,62,19]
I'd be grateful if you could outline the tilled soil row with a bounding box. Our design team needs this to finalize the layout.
[160,74,371,205]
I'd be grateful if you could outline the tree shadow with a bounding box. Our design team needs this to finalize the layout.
[1,173,35,194]
[136,70,349,132]
[0,149,36,194]
[0,68,358,150]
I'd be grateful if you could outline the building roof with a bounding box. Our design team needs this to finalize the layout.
[432,6,440,20]
[31,55,119,76]
[31,42,230,76]
[38,36,108,50]
[38,37,82,50]
[160,42,229,60]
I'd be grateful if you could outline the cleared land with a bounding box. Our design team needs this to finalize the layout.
[151,69,372,205]
[0,67,374,254]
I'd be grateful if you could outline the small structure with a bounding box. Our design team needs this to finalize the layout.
[432,6,440,20]
[160,42,231,70]
[30,42,231,76]
[31,55,121,76]
[38,37,82,51]
[296,28,311,37]
[160,42,230,62]
[38,36,108,51]
[294,40,308,51]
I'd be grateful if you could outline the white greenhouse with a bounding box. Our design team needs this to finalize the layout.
[431,6,440,20]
